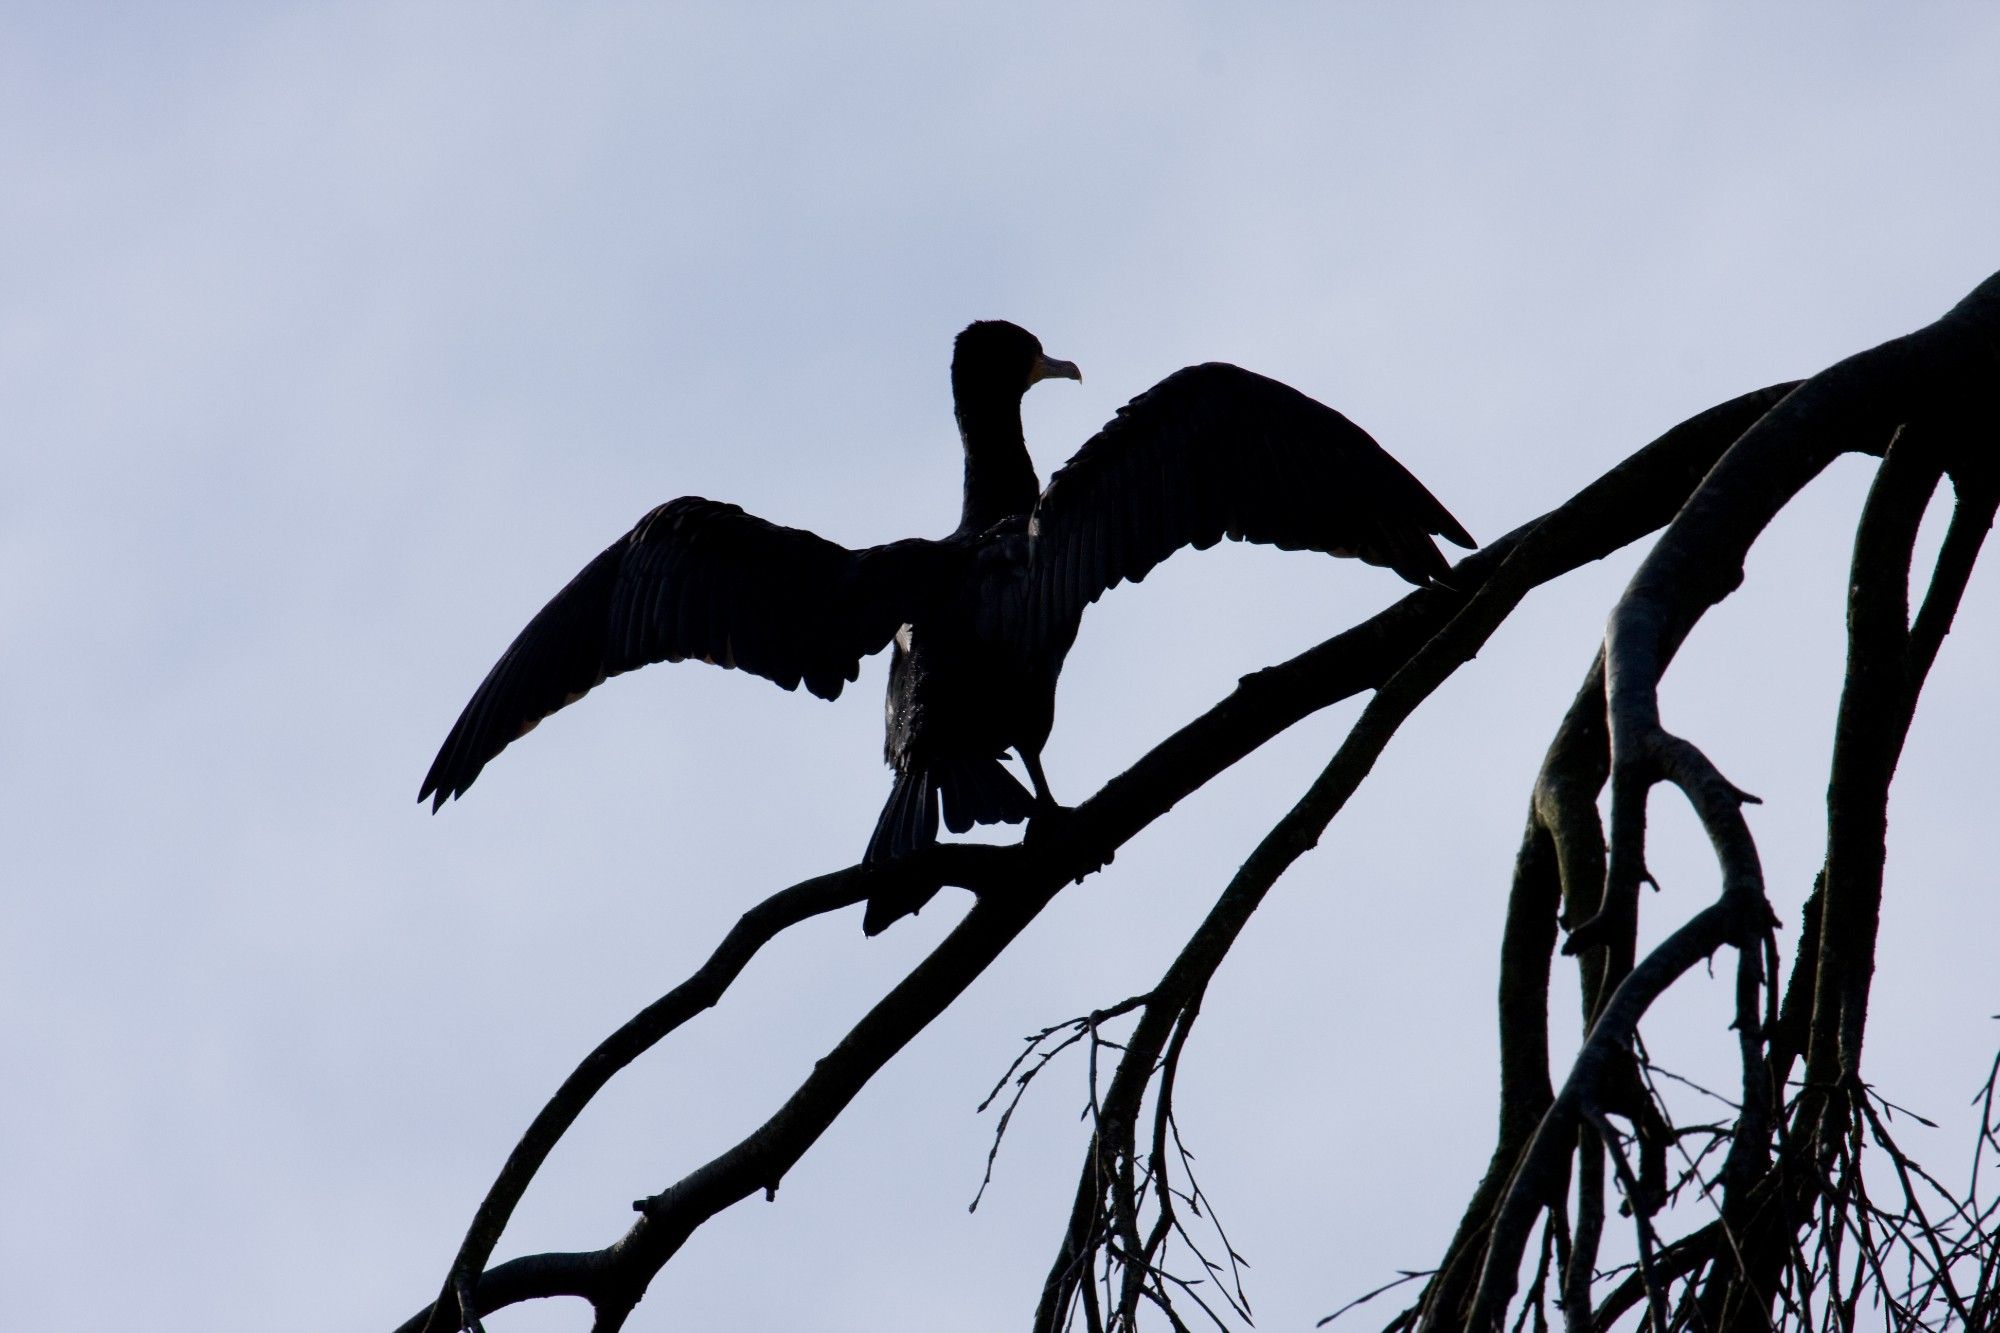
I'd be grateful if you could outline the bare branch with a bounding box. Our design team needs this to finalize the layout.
[972,997,1152,1215]
[1805,431,1944,1097]
[1410,657,1610,1332]
[1041,381,1805,1332]
[404,866,869,1333]
[1452,270,2000,1333]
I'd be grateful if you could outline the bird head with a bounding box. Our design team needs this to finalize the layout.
[952,320,1082,400]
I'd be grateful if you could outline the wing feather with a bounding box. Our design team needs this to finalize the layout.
[1028,363,1474,640]
[420,497,955,809]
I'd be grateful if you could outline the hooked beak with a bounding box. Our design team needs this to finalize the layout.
[1029,353,1082,386]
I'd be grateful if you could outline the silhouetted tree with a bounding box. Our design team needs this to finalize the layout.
[396,270,2000,1333]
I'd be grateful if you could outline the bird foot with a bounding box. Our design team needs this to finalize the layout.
[1026,802,1114,883]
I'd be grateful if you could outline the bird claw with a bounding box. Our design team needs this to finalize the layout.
[1027,803,1114,883]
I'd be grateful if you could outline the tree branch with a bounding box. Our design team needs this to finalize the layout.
[1036,382,1804,1331]
[1705,413,1996,1329]
[1456,269,2000,1332]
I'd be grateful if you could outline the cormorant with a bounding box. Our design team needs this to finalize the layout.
[420,321,1474,925]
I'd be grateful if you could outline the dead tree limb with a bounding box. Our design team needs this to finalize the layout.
[1028,380,1789,1330]
[1413,269,2000,1333]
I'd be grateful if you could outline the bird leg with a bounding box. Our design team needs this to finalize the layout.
[1022,749,1060,813]
[1021,750,1114,881]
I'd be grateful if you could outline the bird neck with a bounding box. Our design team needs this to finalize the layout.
[953,390,1041,534]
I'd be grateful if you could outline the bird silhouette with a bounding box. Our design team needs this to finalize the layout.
[420,320,1474,929]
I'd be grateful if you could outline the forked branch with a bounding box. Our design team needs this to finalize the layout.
[1417,269,2000,1333]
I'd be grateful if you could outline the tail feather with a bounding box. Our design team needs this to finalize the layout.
[938,754,1035,834]
[862,755,1034,934]
[865,768,938,866]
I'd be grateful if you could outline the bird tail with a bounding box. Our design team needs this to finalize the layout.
[865,768,939,867]
[862,757,1034,934]
[937,754,1035,835]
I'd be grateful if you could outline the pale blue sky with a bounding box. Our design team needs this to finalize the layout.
[4,7,1998,1331]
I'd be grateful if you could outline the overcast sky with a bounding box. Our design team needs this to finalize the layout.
[5,7,1998,1332]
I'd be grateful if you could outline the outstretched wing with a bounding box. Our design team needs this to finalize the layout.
[420,497,956,809]
[1028,363,1474,638]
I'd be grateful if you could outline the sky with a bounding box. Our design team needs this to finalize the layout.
[4,6,1998,1331]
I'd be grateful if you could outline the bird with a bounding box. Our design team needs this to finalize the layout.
[419,320,1474,930]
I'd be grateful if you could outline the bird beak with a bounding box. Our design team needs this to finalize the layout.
[1029,354,1082,385]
